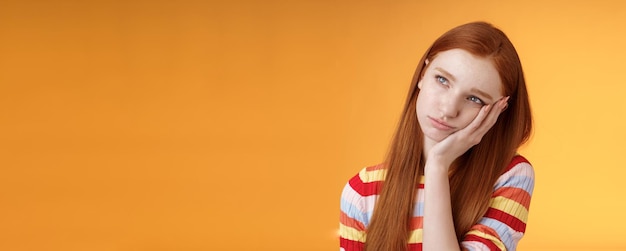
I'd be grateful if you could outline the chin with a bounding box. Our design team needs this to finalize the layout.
[423,130,449,143]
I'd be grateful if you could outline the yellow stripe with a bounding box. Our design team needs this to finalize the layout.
[489,196,529,223]
[465,230,506,250]
[357,169,425,184]
[339,223,366,242]
[407,229,423,243]
[358,168,386,183]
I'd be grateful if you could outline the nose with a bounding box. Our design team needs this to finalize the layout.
[438,94,460,119]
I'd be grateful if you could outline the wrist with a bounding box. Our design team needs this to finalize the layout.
[424,158,451,175]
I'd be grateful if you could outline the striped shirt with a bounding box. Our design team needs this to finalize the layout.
[339,155,534,251]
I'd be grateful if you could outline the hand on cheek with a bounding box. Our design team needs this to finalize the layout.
[427,96,509,168]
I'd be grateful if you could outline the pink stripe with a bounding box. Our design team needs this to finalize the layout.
[464,235,502,251]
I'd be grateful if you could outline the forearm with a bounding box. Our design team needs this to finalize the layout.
[422,160,461,251]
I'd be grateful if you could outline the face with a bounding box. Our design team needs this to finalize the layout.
[416,49,504,147]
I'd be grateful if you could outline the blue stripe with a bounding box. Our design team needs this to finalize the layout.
[494,175,534,195]
[340,195,372,227]
[413,201,424,216]
[473,216,519,250]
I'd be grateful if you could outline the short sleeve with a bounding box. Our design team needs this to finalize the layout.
[339,174,367,251]
[339,166,385,251]
[460,155,535,251]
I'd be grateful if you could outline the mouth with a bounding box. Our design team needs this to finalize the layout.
[428,116,455,131]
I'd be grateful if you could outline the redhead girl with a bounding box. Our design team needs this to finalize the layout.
[339,22,534,251]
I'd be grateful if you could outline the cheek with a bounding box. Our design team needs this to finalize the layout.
[415,92,430,116]
[416,84,437,107]
[458,108,482,128]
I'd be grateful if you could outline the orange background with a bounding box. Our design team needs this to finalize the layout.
[1,0,625,250]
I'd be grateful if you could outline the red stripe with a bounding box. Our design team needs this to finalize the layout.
[340,235,424,250]
[409,216,423,230]
[349,165,425,196]
[348,172,383,196]
[485,207,527,232]
[365,163,385,171]
[492,187,531,209]
[340,211,366,231]
[463,234,502,251]
[469,224,500,239]
[340,237,364,251]
[348,170,424,197]
[503,155,529,173]
[407,242,422,250]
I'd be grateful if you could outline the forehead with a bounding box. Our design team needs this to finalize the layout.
[429,49,503,96]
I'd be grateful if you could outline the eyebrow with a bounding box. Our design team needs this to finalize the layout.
[470,88,494,101]
[434,67,456,82]
[435,67,494,101]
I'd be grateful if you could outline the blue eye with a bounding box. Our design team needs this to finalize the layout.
[436,75,448,85]
[468,96,484,105]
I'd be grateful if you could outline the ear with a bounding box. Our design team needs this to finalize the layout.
[418,59,429,89]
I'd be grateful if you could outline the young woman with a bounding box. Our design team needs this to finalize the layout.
[339,22,534,251]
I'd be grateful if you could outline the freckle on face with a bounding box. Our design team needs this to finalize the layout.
[415,49,502,144]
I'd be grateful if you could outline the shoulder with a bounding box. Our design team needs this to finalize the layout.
[497,155,535,189]
[340,164,386,229]
[342,164,386,198]
[503,155,534,175]
[493,154,535,201]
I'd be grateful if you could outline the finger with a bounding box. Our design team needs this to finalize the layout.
[489,96,509,120]
[463,101,494,133]
[462,96,507,136]
[474,96,509,134]
[500,96,510,113]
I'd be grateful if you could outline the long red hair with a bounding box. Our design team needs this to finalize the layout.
[364,22,533,250]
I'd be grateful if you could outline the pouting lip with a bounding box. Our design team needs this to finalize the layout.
[427,116,455,130]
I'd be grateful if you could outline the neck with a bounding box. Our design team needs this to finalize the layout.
[422,137,435,161]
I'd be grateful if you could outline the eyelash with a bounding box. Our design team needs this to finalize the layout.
[468,96,485,105]
[435,75,448,85]
[435,75,485,105]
